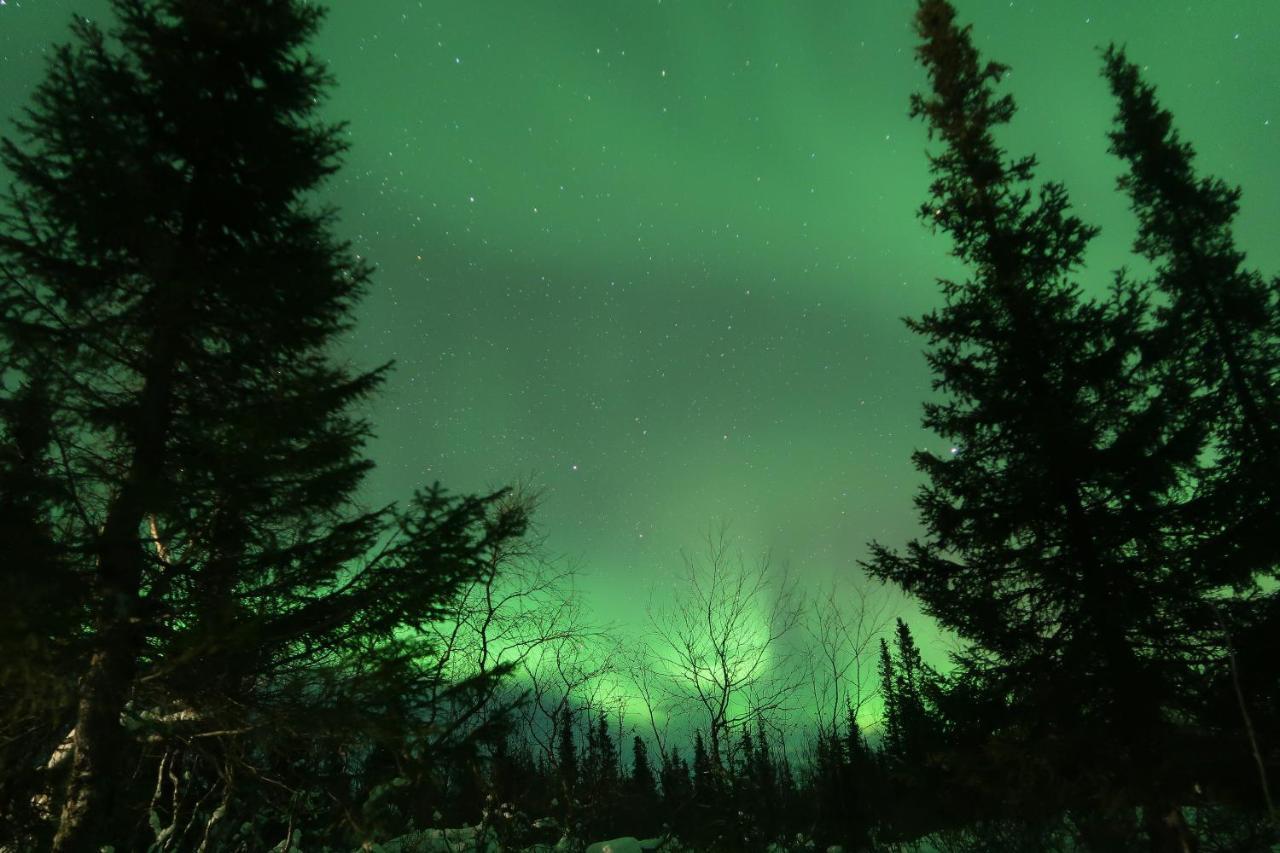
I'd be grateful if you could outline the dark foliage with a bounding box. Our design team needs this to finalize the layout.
[658,744,693,832]
[623,735,660,836]
[3,0,1277,850]
[1104,46,1280,824]
[557,707,579,811]
[861,1,1279,850]
[580,713,621,838]
[0,1,530,849]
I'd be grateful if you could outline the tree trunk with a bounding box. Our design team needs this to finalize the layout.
[52,489,152,851]
[51,631,139,852]
[52,314,179,850]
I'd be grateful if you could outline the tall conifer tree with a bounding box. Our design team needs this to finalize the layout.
[625,735,659,837]
[877,638,902,761]
[865,2,1209,847]
[1104,44,1280,599]
[630,735,657,801]
[1104,41,1280,829]
[692,729,716,812]
[558,707,579,803]
[659,745,690,811]
[1104,48,1280,557]
[0,1,528,849]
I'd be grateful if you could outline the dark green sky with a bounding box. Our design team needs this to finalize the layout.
[3,0,1278,676]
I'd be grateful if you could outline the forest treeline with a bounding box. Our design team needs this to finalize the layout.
[1,0,1277,851]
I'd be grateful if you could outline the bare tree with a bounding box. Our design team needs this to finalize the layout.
[802,576,892,740]
[422,484,606,753]
[512,593,617,772]
[624,641,677,763]
[640,524,805,772]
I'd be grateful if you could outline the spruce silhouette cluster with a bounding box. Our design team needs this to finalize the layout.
[1,0,1276,850]
[866,1,1280,849]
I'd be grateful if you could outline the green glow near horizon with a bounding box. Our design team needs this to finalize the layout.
[2,0,1277,742]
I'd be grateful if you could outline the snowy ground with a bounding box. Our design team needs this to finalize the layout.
[365,828,668,853]
[362,826,846,853]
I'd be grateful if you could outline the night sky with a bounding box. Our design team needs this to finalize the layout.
[3,1,1278,684]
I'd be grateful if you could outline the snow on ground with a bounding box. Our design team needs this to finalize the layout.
[369,827,669,853]
[584,838,666,853]
[366,825,848,852]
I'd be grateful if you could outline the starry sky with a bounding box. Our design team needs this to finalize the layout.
[2,1,1278,685]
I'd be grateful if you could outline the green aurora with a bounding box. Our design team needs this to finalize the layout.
[2,0,1277,717]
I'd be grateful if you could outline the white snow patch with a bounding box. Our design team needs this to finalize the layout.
[369,827,674,853]
[585,839,643,853]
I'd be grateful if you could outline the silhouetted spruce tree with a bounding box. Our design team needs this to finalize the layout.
[810,713,877,850]
[735,722,757,798]
[659,745,691,818]
[0,1,531,849]
[1107,49,1280,828]
[811,727,845,847]
[729,723,764,848]
[753,715,780,840]
[876,620,946,841]
[597,713,620,792]
[528,751,558,826]
[584,712,601,793]
[490,733,538,816]
[845,701,869,774]
[558,707,579,808]
[630,736,657,800]
[1105,47,1280,585]
[843,701,877,849]
[865,2,1212,849]
[626,735,659,834]
[692,729,715,810]
[689,727,726,844]
[877,638,902,761]
[582,713,620,837]
[892,619,939,768]
[775,748,796,832]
